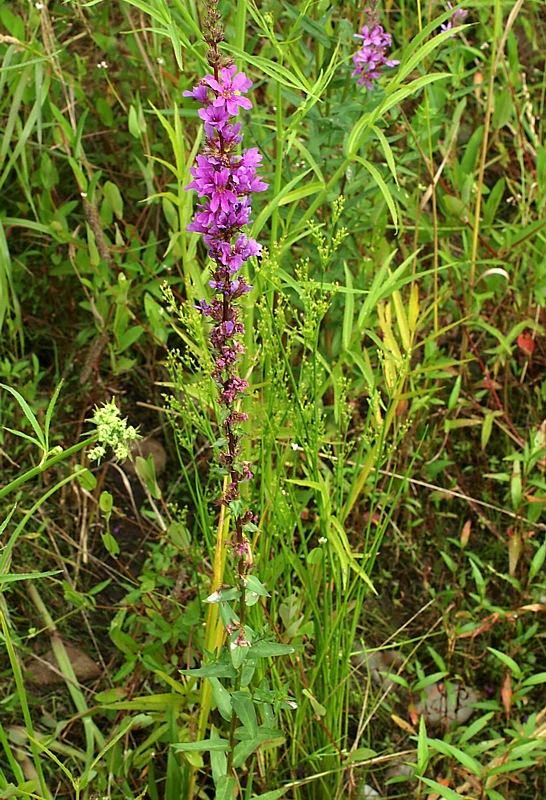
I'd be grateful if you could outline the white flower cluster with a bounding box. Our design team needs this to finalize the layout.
[87,399,139,462]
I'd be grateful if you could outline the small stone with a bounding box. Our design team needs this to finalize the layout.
[416,682,480,727]
[385,760,415,782]
[122,437,167,477]
[357,784,383,799]
[352,645,403,692]
[25,644,101,685]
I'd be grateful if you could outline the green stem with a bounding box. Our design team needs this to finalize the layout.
[0,437,96,500]
[0,606,52,799]
[270,81,284,246]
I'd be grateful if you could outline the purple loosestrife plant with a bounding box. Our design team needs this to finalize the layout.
[179,12,298,795]
[352,8,399,90]
[184,64,267,588]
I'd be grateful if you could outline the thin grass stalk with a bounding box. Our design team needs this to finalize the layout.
[0,708,26,784]
[0,607,52,799]
[470,0,524,289]
[233,0,247,55]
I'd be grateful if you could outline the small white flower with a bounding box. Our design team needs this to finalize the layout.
[80,192,87,198]
[318,537,327,544]
[157,57,164,65]
[35,2,44,9]
[290,442,299,451]
[97,61,108,70]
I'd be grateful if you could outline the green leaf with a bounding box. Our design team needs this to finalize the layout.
[204,586,240,604]
[116,325,145,353]
[245,574,270,598]
[230,641,248,670]
[427,738,482,777]
[73,465,97,490]
[232,738,262,770]
[521,672,546,688]
[481,412,500,450]
[210,725,228,786]
[447,375,461,411]
[1,781,40,797]
[458,712,495,743]
[349,155,398,230]
[529,537,546,582]
[67,156,88,192]
[44,379,63,448]
[346,748,377,763]
[2,427,43,449]
[101,532,120,557]
[232,726,285,769]
[208,677,232,721]
[214,776,237,800]
[418,777,463,800]
[247,642,296,659]
[485,791,507,800]
[135,455,162,499]
[231,691,257,737]
[277,181,324,206]
[99,491,113,514]
[172,738,230,753]
[417,715,428,773]
[487,647,522,680]
[302,688,326,717]
[0,383,46,450]
[180,663,237,680]
[492,89,513,130]
[103,180,124,219]
[342,262,354,352]
[250,790,289,800]
[222,44,318,96]
[0,570,61,587]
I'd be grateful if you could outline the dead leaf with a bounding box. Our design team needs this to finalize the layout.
[508,530,523,577]
[517,332,535,356]
[473,70,483,101]
[461,519,471,548]
[518,604,546,613]
[391,713,416,734]
[501,671,512,716]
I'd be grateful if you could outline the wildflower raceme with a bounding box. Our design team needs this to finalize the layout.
[184,63,267,572]
[352,9,399,90]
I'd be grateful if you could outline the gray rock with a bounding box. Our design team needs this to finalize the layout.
[416,682,480,727]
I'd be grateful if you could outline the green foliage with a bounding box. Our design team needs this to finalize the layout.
[1,0,546,799]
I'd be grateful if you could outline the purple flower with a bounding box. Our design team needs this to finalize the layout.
[352,11,399,90]
[182,84,208,103]
[184,60,268,521]
[440,2,468,34]
[204,65,253,116]
[220,375,249,404]
[199,104,230,128]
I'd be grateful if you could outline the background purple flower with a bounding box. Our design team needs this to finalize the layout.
[440,2,468,34]
[352,11,399,90]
